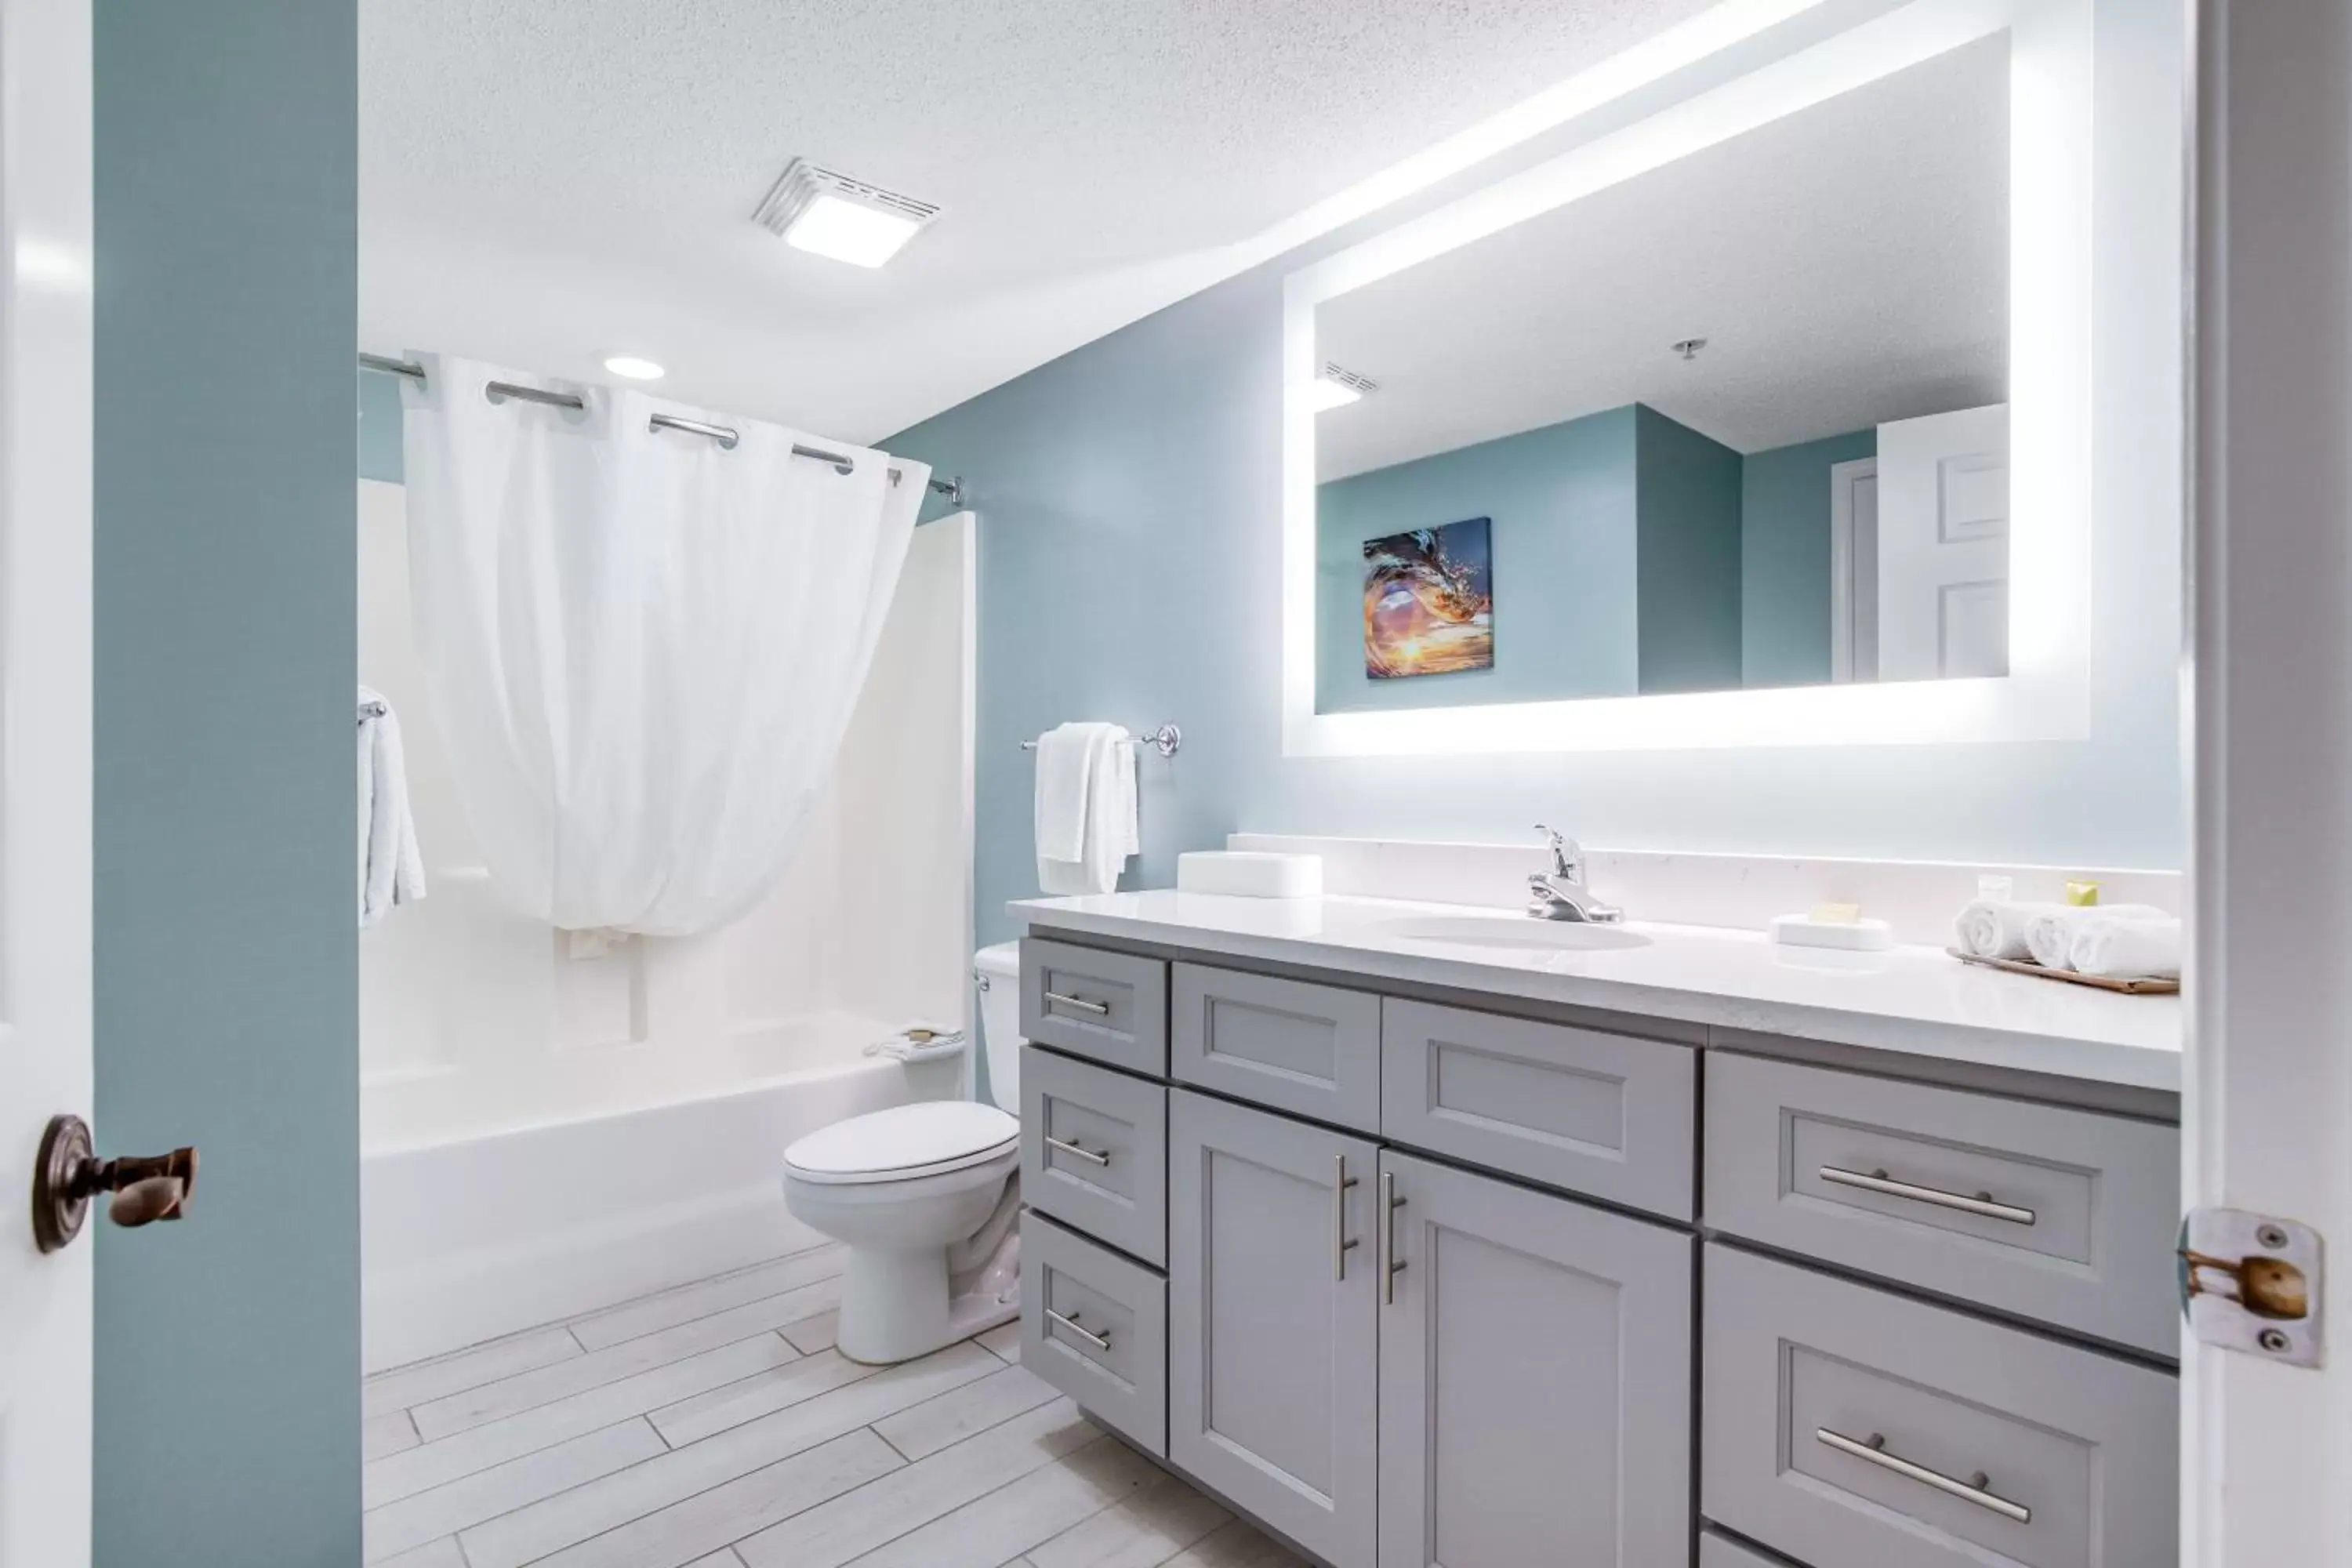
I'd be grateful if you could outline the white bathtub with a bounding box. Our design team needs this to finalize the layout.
[361,1014,951,1374]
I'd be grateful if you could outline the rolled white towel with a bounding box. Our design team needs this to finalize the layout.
[2023,903,2166,970]
[2070,915,2183,980]
[1955,899,2063,960]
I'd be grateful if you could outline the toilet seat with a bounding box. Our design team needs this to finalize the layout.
[783,1101,1019,1186]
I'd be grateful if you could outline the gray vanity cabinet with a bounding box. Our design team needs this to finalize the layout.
[1168,1088,1381,1567]
[1377,1149,1695,1568]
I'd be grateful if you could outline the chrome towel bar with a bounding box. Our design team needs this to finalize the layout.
[1020,723,1181,757]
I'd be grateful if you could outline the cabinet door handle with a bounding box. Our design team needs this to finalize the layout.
[1333,1155,1359,1281]
[1816,1428,2031,1524]
[1818,1164,2036,1225]
[1042,989,1111,1017]
[1381,1170,1406,1305]
[1044,1134,1109,1167]
[1045,1307,1111,1352]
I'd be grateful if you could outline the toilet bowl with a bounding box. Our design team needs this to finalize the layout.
[781,941,1027,1364]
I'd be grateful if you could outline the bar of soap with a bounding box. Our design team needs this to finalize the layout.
[1809,902,1863,925]
[2065,880,2101,906]
[1771,913,1894,951]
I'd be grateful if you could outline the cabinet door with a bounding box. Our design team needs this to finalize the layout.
[1378,1150,1694,1568]
[1169,1089,1379,1568]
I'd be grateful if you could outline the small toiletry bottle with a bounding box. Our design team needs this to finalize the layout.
[1978,874,2013,902]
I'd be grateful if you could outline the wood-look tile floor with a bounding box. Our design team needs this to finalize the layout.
[362,1243,1310,1568]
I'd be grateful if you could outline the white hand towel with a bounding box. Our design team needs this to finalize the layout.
[358,686,427,926]
[2070,915,2183,980]
[1955,899,2064,960]
[1033,721,1110,864]
[2023,903,2165,970]
[1036,723,1138,896]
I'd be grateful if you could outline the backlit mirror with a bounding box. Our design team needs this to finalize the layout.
[1310,35,2013,719]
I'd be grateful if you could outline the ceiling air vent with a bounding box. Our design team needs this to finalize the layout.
[1320,363,1380,397]
[753,159,941,268]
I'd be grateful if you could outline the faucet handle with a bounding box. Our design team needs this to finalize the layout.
[1533,824,1577,878]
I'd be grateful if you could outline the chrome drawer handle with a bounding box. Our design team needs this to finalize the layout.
[1044,1134,1109,1167]
[1818,1164,2037,1226]
[1816,1428,2031,1525]
[1381,1171,1406,1305]
[1043,989,1111,1017]
[1333,1155,1359,1281]
[1045,1307,1111,1352]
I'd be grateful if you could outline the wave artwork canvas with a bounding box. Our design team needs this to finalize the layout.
[1363,517,1494,679]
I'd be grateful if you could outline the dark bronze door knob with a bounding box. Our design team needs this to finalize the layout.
[31,1114,198,1254]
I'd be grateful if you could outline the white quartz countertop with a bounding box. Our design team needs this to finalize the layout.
[1007,890,2183,1093]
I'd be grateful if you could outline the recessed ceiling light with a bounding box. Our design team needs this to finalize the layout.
[753,160,941,270]
[1303,361,1378,412]
[603,354,666,380]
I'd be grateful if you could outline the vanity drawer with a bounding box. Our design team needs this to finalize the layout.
[1171,963,1381,1133]
[1020,1211,1167,1457]
[1020,938,1169,1076]
[1020,1044,1167,1265]
[1700,1531,1801,1568]
[1380,998,1696,1218]
[1704,1052,2180,1355]
[1702,1244,2175,1568]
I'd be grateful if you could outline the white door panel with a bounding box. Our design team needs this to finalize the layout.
[2187,1,2352,1559]
[0,0,96,1559]
[1875,404,2010,681]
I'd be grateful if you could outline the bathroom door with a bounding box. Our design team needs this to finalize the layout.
[0,0,96,1559]
[1872,404,2009,681]
[2186,1,2352,1559]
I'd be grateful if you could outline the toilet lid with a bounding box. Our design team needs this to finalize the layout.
[783,1101,1020,1185]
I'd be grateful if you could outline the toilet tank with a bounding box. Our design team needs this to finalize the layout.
[973,941,1025,1110]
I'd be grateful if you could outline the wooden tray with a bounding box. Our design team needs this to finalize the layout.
[1947,948,2180,994]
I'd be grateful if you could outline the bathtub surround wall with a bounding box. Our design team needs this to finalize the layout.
[94,2,360,1563]
[358,487,975,1369]
[891,0,2185,948]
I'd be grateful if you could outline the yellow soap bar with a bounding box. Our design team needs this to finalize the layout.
[1809,902,1862,925]
[2065,880,2100,906]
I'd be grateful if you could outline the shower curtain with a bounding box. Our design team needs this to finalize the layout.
[398,354,929,936]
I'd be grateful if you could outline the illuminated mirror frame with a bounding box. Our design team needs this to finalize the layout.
[1281,0,2090,755]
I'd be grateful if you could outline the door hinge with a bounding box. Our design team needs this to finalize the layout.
[2178,1207,2325,1368]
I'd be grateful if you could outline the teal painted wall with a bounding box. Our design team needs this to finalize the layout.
[1741,426,1876,687]
[93,3,359,1564]
[1314,407,1639,711]
[1632,406,1744,695]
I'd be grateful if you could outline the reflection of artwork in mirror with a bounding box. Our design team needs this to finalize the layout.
[1313,34,2010,716]
[1364,518,1493,680]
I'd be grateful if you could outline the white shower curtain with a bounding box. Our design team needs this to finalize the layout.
[398,354,928,935]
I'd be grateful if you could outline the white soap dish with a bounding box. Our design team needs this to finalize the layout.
[1176,851,1323,898]
[1769,913,1894,951]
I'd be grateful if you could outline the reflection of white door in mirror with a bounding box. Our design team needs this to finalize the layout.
[1875,405,2010,681]
[1828,459,1878,685]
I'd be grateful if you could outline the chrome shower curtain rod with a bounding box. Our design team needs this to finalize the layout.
[358,354,964,504]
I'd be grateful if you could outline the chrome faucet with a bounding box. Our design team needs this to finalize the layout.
[1527,824,1624,924]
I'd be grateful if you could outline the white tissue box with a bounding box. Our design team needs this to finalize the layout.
[1176,851,1323,898]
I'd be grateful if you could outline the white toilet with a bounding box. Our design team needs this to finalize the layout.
[782,941,1027,1364]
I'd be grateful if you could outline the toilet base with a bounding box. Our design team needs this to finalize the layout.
[835,1245,1020,1365]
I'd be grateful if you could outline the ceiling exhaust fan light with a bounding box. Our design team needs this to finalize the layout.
[1301,361,1378,412]
[785,193,924,268]
[603,355,666,380]
[754,161,941,270]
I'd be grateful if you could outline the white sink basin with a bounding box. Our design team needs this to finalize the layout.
[1367,915,1653,953]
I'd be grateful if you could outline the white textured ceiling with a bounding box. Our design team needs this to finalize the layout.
[360,0,1718,445]
[1316,34,2009,478]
